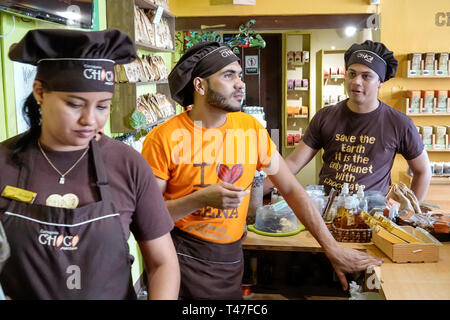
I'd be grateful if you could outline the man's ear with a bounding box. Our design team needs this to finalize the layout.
[378,79,383,89]
[193,77,206,96]
[32,80,45,104]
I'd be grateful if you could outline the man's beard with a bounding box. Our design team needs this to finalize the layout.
[205,86,242,112]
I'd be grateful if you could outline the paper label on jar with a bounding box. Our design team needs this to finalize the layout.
[272,200,288,211]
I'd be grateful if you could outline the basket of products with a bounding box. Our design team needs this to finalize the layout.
[330,218,372,243]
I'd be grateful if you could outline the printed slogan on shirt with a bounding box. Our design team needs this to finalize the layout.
[323,133,376,192]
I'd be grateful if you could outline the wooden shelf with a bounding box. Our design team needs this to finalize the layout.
[288,88,309,92]
[404,97,450,115]
[407,113,450,117]
[426,149,450,152]
[141,115,174,131]
[405,60,450,79]
[401,172,450,185]
[287,114,308,119]
[135,42,175,53]
[109,82,175,133]
[116,80,168,86]
[283,32,311,156]
[106,0,175,134]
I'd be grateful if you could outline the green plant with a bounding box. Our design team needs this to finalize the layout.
[184,30,222,49]
[226,19,266,54]
[182,20,266,54]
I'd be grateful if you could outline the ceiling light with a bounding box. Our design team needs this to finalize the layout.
[344,26,357,37]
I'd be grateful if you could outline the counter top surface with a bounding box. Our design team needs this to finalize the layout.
[242,229,450,300]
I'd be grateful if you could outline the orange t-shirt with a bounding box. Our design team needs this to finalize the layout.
[142,111,276,243]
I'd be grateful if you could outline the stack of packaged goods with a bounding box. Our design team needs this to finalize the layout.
[134,6,173,50]
[115,54,169,83]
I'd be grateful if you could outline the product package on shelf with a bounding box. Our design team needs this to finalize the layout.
[115,55,169,83]
[135,6,155,46]
[437,52,449,75]
[154,18,173,50]
[435,90,449,113]
[136,93,175,128]
[134,6,173,50]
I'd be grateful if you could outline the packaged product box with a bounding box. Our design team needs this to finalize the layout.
[437,52,449,75]
[287,106,300,115]
[287,79,294,90]
[448,92,450,113]
[423,52,435,75]
[435,90,448,113]
[408,53,422,75]
[287,134,294,146]
[407,90,421,113]
[434,125,447,148]
[287,51,295,63]
[300,106,308,115]
[323,68,330,79]
[338,66,346,76]
[302,51,310,63]
[294,51,302,63]
[330,67,338,77]
[302,79,309,88]
[294,79,303,89]
[421,126,433,148]
[421,90,434,113]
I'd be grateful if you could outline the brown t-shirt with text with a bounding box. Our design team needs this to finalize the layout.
[302,100,424,195]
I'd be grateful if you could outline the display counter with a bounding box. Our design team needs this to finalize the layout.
[242,230,450,300]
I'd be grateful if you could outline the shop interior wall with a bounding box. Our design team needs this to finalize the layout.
[379,0,450,184]
[0,0,144,286]
[169,0,377,16]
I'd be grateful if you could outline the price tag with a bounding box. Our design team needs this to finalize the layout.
[152,6,164,24]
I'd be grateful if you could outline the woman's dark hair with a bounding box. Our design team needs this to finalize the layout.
[11,91,43,165]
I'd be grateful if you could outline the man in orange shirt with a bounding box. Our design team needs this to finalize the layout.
[142,42,383,299]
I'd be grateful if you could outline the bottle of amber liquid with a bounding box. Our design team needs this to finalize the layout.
[336,183,350,222]
[340,197,357,229]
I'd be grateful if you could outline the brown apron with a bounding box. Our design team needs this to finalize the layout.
[0,139,136,300]
[171,227,243,300]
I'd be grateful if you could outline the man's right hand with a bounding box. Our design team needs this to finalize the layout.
[195,182,250,209]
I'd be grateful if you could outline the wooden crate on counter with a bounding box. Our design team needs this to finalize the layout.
[372,226,440,263]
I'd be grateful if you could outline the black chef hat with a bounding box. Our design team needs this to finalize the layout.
[8,28,137,93]
[344,40,398,82]
[168,41,240,107]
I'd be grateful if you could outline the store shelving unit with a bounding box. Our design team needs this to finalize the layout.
[316,49,347,110]
[403,53,450,202]
[106,0,175,133]
[282,32,311,155]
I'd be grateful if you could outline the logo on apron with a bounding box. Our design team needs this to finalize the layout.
[38,229,79,250]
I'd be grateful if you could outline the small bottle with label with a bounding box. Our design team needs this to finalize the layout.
[356,185,368,214]
[336,183,350,220]
[341,197,358,228]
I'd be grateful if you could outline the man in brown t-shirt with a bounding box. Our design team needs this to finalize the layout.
[265,40,431,198]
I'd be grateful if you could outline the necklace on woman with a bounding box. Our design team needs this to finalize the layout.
[37,140,89,184]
